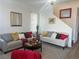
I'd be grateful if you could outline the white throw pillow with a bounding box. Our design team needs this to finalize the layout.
[51,32,57,39]
[18,33,25,39]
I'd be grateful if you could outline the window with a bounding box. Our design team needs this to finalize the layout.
[30,13,38,32]
[10,12,22,26]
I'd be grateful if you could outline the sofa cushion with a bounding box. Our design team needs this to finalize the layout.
[11,32,19,41]
[59,34,68,40]
[24,32,32,38]
[7,40,22,49]
[48,32,53,37]
[42,32,48,37]
[18,33,25,39]
[1,33,13,43]
[32,32,36,37]
[51,32,57,39]
[55,33,61,39]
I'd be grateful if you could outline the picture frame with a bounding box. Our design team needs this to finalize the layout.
[59,8,72,19]
[10,11,22,27]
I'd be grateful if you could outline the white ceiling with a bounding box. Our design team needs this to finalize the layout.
[0,0,74,12]
[15,0,73,7]
[16,0,74,11]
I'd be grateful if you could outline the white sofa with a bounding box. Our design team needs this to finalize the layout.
[40,32,68,48]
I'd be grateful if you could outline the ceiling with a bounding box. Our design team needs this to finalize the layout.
[0,0,74,12]
[17,0,74,11]
[15,0,73,8]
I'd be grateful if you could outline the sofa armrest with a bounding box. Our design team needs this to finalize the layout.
[0,39,7,51]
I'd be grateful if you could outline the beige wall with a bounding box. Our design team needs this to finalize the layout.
[53,0,79,43]
[54,1,78,27]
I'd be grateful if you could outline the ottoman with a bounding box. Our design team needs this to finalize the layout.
[11,50,41,59]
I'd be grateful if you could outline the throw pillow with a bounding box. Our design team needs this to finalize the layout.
[18,33,25,39]
[51,32,57,39]
[32,33,36,37]
[48,32,53,37]
[1,33,13,43]
[24,32,32,38]
[19,32,25,34]
[42,32,48,37]
[55,33,61,39]
[60,34,68,40]
[11,32,19,41]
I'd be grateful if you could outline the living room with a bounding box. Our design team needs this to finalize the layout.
[0,0,79,59]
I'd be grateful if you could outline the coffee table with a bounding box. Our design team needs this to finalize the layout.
[21,37,42,51]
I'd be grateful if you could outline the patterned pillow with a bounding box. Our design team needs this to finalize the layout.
[11,32,19,41]
[24,32,32,38]
[59,34,68,40]
[18,33,25,39]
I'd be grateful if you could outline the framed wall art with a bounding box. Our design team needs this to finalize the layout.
[10,11,22,27]
[59,8,72,19]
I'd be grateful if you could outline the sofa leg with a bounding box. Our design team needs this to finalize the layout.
[2,51,9,54]
[4,52,7,54]
[62,47,65,50]
[0,49,6,54]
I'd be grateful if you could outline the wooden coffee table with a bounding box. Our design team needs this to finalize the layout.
[21,38,42,51]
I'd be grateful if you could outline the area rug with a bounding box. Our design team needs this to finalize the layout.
[0,42,79,59]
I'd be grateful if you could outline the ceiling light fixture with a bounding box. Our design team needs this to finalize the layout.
[48,0,56,3]
[48,0,56,5]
